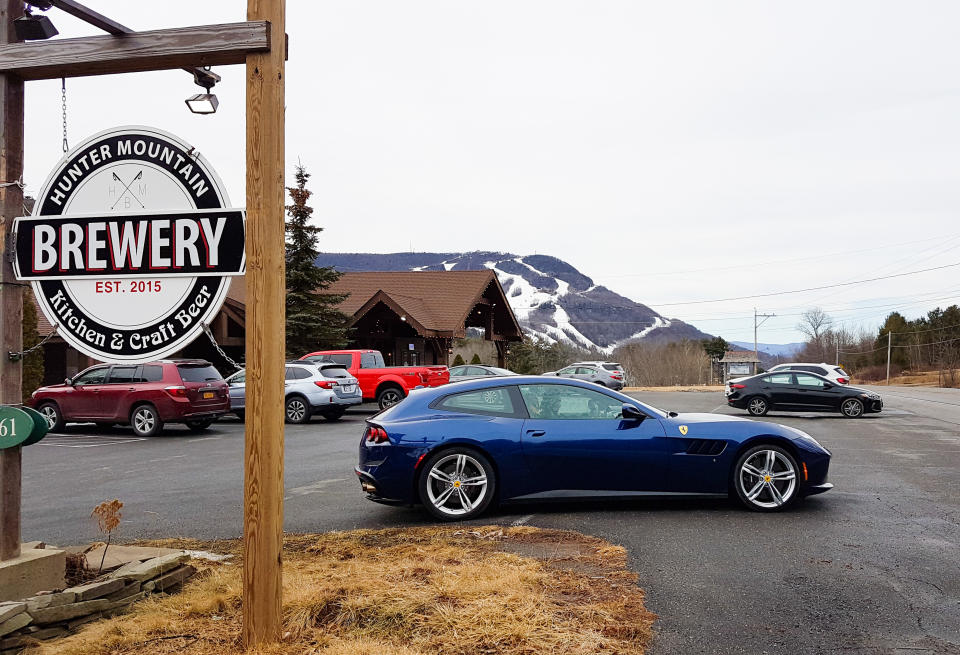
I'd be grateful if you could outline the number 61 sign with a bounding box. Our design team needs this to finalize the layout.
[0,406,49,449]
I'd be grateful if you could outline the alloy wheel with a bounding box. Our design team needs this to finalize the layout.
[425,453,489,517]
[133,408,155,434]
[841,399,863,417]
[748,397,768,415]
[379,389,402,409]
[286,398,307,422]
[738,449,797,509]
[40,405,59,429]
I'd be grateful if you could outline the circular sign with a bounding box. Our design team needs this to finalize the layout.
[24,126,242,363]
[19,406,50,447]
[0,406,37,450]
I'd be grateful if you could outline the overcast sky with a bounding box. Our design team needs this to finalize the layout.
[22,1,960,345]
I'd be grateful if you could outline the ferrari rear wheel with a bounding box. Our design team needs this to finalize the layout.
[419,448,495,521]
[747,396,769,416]
[734,444,799,512]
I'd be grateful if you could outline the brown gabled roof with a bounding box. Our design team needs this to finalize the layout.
[721,350,761,363]
[329,270,506,334]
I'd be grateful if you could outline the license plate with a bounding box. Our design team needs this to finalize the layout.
[202,391,214,399]
[342,385,354,393]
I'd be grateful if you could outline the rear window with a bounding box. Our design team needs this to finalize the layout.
[360,352,385,369]
[602,364,623,371]
[177,364,222,382]
[834,368,849,377]
[320,366,351,379]
[308,353,353,367]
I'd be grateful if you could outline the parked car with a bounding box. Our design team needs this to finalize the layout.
[225,362,362,423]
[767,362,850,385]
[725,371,882,418]
[299,349,449,410]
[30,360,229,437]
[448,365,518,381]
[550,362,624,390]
[354,376,832,520]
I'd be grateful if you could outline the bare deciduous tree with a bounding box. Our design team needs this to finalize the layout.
[797,307,832,361]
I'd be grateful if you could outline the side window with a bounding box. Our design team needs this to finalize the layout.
[284,367,298,380]
[576,367,596,375]
[449,367,464,377]
[141,365,164,382]
[108,366,139,384]
[294,367,312,380]
[518,384,623,420]
[360,353,379,369]
[558,367,576,375]
[795,374,826,388]
[437,387,516,417]
[764,374,793,385]
[466,367,488,376]
[73,367,108,386]
[811,367,827,376]
[227,371,246,384]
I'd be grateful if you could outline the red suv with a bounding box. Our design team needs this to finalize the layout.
[29,360,229,437]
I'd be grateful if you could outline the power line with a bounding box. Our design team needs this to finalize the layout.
[649,261,960,307]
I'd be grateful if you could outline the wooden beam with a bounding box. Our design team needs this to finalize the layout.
[242,0,285,647]
[0,0,24,562]
[0,21,270,80]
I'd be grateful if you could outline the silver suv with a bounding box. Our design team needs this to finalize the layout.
[553,361,625,390]
[225,362,362,423]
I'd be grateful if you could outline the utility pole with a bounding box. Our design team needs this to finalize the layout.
[886,331,892,386]
[754,308,775,374]
[836,340,840,366]
[243,0,285,646]
[0,0,25,563]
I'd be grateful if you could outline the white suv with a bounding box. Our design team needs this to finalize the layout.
[767,362,850,385]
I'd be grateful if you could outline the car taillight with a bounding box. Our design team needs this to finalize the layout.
[366,426,389,444]
[314,380,337,389]
[164,385,188,398]
[611,373,623,379]
[730,384,746,389]
[837,378,848,384]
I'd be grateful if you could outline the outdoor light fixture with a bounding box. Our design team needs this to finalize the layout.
[185,68,220,114]
[14,3,58,41]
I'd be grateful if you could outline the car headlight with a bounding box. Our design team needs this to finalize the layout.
[861,392,882,400]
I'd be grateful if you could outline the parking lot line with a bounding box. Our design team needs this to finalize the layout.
[38,435,147,448]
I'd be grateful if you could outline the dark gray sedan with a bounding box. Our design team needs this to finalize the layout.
[448,365,518,382]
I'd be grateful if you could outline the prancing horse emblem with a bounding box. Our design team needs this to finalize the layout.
[678,425,688,435]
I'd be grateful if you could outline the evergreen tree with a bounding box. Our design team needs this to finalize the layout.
[285,164,350,358]
[701,336,729,360]
[452,354,465,366]
[470,353,483,365]
[21,293,44,402]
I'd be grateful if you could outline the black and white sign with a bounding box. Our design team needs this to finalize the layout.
[16,126,244,363]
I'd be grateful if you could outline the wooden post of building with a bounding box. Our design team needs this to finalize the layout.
[0,0,25,562]
[243,0,286,646]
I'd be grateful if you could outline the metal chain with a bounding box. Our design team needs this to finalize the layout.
[61,77,69,153]
[202,323,243,372]
[9,325,58,362]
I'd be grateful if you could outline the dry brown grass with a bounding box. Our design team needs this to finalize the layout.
[853,369,960,387]
[33,527,655,655]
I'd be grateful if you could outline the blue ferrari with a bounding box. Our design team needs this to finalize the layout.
[355,376,832,520]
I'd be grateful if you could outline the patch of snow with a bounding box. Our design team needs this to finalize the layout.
[514,257,570,296]
[443,261,456,271]
[411,265,426,271]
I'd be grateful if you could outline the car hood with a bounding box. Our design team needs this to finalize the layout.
[658,412,802,442]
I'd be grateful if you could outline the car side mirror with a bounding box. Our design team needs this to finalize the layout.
[64,378,73,386]
[621,404,646,421]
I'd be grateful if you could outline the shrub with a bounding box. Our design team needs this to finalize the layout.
[452,354,465,366]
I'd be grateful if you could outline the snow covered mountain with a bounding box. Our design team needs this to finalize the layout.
[317,251,712,353]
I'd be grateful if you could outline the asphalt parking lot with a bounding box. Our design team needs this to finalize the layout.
[21,387,960,655]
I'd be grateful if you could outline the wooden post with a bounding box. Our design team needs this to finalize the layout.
[243,0,285,646]
[0,0,24,563]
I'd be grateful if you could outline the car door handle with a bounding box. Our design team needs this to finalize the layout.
[128,388,135,391]
[526,429,546,438]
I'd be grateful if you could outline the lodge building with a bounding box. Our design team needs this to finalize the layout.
[32,270,524,383]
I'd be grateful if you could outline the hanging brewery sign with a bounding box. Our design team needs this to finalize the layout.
[13,126,245,363]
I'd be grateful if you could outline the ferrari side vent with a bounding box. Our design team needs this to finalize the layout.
[686,439,727,456]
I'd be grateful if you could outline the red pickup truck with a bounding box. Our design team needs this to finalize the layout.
[299,349,449,409]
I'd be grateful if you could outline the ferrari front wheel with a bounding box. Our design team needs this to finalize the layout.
[734,445,799,512]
